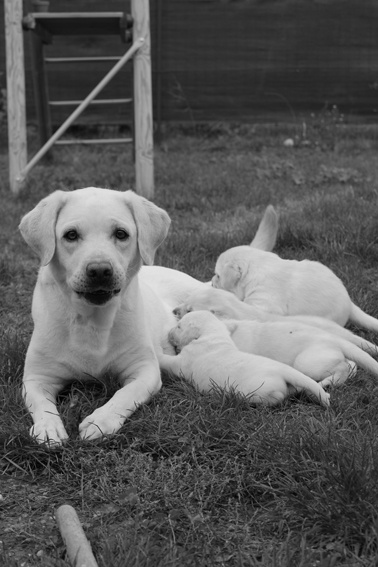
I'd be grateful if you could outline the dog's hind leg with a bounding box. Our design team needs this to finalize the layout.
[320,361,357,388]
[293,347,350,385]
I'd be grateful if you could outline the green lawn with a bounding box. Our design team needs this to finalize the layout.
[1,122,378,566]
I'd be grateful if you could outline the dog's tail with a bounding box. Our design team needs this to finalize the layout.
[285,367,331,407]
[250,205,279,252]
[339,339,378,378]
[349,303,378,334]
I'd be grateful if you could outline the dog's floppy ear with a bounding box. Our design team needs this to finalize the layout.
[250,205,278,252]
[222,261,245,290]
[181,324,201,345]
[125,190,171,265]
[19,190,67,266]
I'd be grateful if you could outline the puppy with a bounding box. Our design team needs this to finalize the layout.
[159,311,330,407]
[212,246,378,331]
[225,318,378,387]
[173,287,377,355]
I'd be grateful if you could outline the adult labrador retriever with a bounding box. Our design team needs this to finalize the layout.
[19,188,274,445]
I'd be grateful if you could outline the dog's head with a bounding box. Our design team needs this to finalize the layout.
[19,188,170,307]
[168,310,226,350]
[212,246,252,300]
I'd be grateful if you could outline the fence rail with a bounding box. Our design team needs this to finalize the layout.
[1,0,377,127]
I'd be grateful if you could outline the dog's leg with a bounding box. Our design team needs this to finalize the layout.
[78,359,162,440]
[320,361,357,388]
[157,353,183,375]
[293,347,348,383]
[23,375,69,446]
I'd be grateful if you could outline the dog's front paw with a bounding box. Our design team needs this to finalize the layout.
[78,409,125,441]
[30,417,69,447]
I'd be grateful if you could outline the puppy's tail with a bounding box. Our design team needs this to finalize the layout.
[250,205,279,252]
[285,367,331,407]
[349,303,378,334]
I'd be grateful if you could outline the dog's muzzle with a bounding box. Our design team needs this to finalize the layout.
[75,261,121,305]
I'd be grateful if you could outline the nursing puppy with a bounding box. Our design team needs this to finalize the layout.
[173,287,377,355]
[212,246,378,331]
[225,318,378,387]
[159,311,330,407]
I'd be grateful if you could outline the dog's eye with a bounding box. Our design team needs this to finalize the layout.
[64,230,79,241]
[115,229,129,241]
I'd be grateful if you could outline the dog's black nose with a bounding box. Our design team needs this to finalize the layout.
[86,262,113,281]
[172,307,180,316]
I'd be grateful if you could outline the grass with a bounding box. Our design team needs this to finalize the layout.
[1,121,378,565]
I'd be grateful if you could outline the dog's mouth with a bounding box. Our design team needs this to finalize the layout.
[77,289,121,305]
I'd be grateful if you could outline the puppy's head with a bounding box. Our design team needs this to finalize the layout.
[212,247,251,300]
[168,310,226,349]
[19,188,170,307]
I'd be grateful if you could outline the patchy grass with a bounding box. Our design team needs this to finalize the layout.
[1,123,378,565]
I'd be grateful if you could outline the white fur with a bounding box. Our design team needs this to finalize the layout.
[212,246,378,331]
[19,188,179,445]
[225,318,378,387]
[159,311,330,407]
[173,287,377,355]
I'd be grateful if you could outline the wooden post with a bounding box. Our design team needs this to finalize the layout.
[17,39,143,185]
[4,0,27,195]
[132,0,154,199]
[55,505,99,567]
[30,31,52,152]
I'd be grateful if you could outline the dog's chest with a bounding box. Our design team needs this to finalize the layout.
[66,323,122,377]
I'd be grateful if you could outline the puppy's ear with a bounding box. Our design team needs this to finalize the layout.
[182,325,201,344]
[19,190,67,266]
[250,205,279,252]
[125,191,171,265]
[222,261,245,290]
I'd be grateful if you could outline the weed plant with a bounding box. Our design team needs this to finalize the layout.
[1,124,378,565]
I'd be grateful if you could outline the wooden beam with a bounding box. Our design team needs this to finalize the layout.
[4,0,27,194]
[17,38,143,185]
[55,505,98,567]
[132,0,154,199]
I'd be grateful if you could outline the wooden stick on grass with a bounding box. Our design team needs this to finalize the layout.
[55,504,99,567]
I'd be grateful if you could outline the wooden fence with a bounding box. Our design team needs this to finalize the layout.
[1,0,378,128]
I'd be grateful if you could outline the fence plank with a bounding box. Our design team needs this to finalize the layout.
[4,0,27,193]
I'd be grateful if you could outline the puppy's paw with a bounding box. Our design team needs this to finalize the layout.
[78,409,125,441]
[30,418,69,447]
